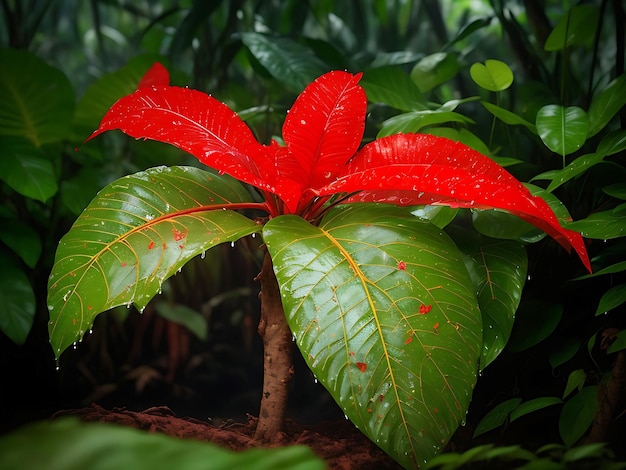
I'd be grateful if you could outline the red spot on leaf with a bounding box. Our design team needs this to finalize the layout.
[419,304,432,314]
[349,351,355,356]
[356,362,367,372]
[148,241,155,250]
[88,305,93,310]
[179,244,185,249]
[433,407,439,413]
[367,408,372,413]
[379,394,384,402]
[121,262,127,267]
[404,336,413,345]
[72,318,76,325]
[172,228,185,241]
[397,261,407,271]
[433,322,440,334]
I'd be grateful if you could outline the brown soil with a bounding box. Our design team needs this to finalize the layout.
[55,404,403,470]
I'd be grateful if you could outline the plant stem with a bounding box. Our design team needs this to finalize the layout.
[253,251,294,443]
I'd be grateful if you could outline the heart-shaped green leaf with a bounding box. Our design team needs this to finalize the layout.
[48,166,259,358]
[470,60,514,92]
[264,204,481,468]
[536,105,589,157]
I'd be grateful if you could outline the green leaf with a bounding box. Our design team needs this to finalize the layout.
[264,204,481,468]
[378,110,473,137]
[563,369,586,399]
[411,205,458,229]
[470,60,514,92]
[411,52,460,93]
[361,66,427,111]
[47,166,259,359]
[473,398,522,438]
[588,74,626,137]
[510,397,562,422]
[0,418,325,470]
[603,183,626,200]
[607,330,626,354]
[559,386,598,447]
[575,261,626,281]
[472,209,536,240]
[443,17,494,51]
[549,339,580,370]
[596,129,626,157]
[532,152,605,193]
[565,203,626,240]
[455,233,527,368]
[0,49,75,146]
[154,303,208,340]
[73,54,168,140]
[0,217,42,268]
[595,283,626,316]
[536,105,589,157]
[0,136,58,202]
[425,127,492,157]
[0,251,36,344]
[240,33,328,93]
[507,301,563,352]
[544,5,600,51]
[480,101,537,134]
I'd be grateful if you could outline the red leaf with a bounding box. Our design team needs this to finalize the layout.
[282,71,366,196]
[318,133,590,271]
[88,86,276,195]
[138,62,170,89]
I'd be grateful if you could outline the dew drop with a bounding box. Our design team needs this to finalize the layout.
[230,241,235,248]
[344,414,349,420]
[527,274,532,281]
[200,251,206,259]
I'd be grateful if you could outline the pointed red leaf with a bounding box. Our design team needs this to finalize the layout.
[88,86,277,195]
[318,133,590,271]
[282,71,366,194]
[138,62,170,89]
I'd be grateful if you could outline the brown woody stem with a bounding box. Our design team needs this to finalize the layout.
[253,251,294,443]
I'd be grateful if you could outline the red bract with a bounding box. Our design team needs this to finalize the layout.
[89,63,591,271]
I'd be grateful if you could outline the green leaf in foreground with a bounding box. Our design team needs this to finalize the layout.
[47,166,259,359]
[0,417,325,470]
[536,105,589,157]
[264,204,482,468]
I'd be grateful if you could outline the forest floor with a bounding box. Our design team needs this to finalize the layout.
[55,404,403,469]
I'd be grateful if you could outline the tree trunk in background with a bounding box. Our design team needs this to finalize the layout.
[253,251,294,443]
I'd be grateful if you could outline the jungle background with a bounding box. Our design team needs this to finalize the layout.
[1,0,625,468]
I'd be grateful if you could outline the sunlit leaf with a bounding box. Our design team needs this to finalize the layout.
[48,166,259,358]
[240,32,328,92]
[588,74,626,137]
[536,105,589,157]
[264,204,481,468]
[595,283,626,316]
[470,60,514,92]
[0,136,58,202]
[510,397,562,422]
[0,418,325,470]
[473,398,522,438]
[0,49,74,146]
[544,5,599,51]
[0,251,36,344]
[559,386,598,447]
